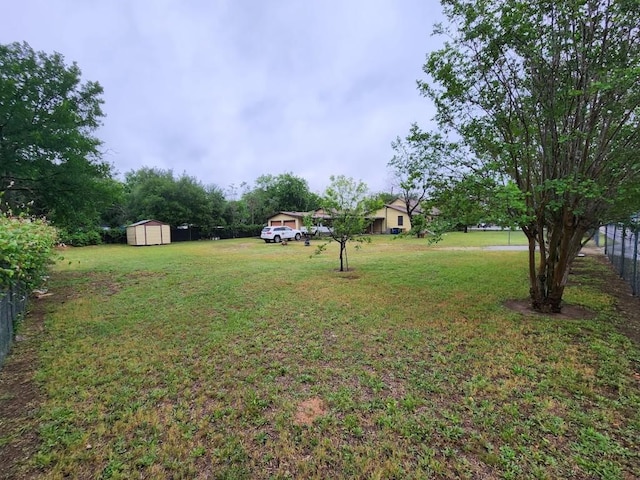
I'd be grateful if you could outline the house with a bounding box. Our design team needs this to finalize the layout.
[370,198,423,234]
[126,219,171,246]
[266,211,306,229]
[265,209,332,230]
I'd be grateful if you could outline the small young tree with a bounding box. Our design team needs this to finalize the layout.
[317,176,380,272]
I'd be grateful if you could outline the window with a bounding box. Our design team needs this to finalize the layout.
[397,216,404,226]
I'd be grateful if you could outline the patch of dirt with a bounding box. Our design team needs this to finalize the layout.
[294,397,326,426]
[504,299,597,321]
[0,295,50,480]
[337,274,360,280]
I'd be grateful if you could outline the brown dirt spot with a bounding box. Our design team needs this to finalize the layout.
[0,295,50,480]
[294,397,326,426]
[504,299,597,321]
[334,269,360,279]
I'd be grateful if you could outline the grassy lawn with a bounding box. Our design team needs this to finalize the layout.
[7,232,640,478]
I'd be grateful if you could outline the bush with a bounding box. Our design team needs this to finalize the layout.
[101,227,126,244]
[0,214,58,290]
[58,228,102,246]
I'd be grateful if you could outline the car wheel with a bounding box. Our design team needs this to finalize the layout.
[274,235,281,243]
[295,233,301,241]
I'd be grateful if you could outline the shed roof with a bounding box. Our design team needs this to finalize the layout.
[128,219,167,227]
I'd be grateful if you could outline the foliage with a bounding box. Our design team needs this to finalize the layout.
[98,179,127,228]
[407,212,427,236]
[316,175,380,271]
[100,227,126,244]
[124,167,225,234]
[0,42,117,231]
[421,0,640,312]
[426,172,529,236]
[389,124,452,222]
[0,211,58,289]
[240,173,320,225]
[221,199,249,231]
[57,227,103,247]
[371,191,397,205]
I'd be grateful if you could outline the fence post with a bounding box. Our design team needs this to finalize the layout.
[0,282,28,369]
[604,225,608,254]
[619,225,625,278]
[0,287,14,368]
[633,226,639,296]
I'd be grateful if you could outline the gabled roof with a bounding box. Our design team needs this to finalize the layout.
[128,219,167,227]
[385,199,424,215]
[271,209,332,220]
[278,211,306,218]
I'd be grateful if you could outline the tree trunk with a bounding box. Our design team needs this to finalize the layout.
[526,215,589,313]
[339,240,346,271]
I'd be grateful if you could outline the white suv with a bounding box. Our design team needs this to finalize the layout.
[260,226,302,243]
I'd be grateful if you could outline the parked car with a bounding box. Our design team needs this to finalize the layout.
[300,225,333,236]
[260,226,302,243]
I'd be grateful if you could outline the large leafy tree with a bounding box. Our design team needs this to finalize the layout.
[0,42,115,231]
[244,173,320,224]
[124,167,223,232]
[423,0,640,312]
[388,124,449,223]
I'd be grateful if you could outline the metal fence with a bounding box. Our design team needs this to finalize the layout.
[0,283,27,369]
[600,224,640,296]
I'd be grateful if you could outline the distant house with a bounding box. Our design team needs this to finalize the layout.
[265,209,331,230]
[126,219,171,246]
[370,198,424,234]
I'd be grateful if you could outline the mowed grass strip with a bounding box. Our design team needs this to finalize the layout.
[25,234,640,479]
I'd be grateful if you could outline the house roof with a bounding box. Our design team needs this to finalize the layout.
[279,211,305,218]
[385,199,424,215]
[270,209,332,220]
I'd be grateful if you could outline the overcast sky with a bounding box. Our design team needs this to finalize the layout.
[1,0,444,195]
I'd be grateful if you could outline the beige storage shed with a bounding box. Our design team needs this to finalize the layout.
[126,220,171,246]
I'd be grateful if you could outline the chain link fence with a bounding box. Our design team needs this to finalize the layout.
[600,224,640,296]
[0,283,28,369]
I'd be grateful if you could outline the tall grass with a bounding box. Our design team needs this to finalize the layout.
[13,234,640,478]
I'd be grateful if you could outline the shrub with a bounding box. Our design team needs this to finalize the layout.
[58,227,102,246]
[0,213,58,290]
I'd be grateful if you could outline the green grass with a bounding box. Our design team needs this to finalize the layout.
[20,234,640,478]
[430,229,529,247]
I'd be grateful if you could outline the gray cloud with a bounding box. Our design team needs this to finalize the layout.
[1,0,444,194]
